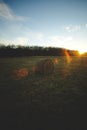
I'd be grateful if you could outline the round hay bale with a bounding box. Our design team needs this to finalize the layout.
[35,59,54,75]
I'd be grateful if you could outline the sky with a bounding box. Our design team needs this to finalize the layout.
[0,0,87,53]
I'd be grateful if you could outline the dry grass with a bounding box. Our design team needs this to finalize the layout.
[0,56,87,129]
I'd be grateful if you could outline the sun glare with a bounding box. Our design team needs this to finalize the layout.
[78,50,86,55]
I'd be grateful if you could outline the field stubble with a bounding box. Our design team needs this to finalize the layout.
[0,56,87,129]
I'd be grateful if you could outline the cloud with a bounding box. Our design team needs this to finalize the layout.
[0,37,29,46]
[64,25,80,32]
[50,36,72,43]
[43,35,73,48]
[13,37,29,46]
[0,31,44,46]
[0,0,28,21]
[85,24,87,28]
[29,32,44,41]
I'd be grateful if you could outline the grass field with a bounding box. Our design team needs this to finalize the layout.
[0,56,87,129]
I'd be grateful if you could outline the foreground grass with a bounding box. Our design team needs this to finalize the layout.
[0,56,87,129]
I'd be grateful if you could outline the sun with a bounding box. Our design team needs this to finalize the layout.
[78,49,86,55]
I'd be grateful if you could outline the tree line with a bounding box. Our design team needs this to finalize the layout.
[0,44,79,57]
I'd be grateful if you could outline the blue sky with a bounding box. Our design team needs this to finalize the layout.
[0,0,87,53]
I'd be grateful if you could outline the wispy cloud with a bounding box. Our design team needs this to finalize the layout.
[43,35,73,48]
[0,0,28,21]
[85,24,87,28]
[50,36,72,43]
[0,37,29,46]
[13,37,29,46]
[0,30,44,46]
[28,32,44,41]
[64,25,81,32]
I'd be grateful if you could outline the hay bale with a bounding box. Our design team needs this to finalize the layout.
[35,59,54,75]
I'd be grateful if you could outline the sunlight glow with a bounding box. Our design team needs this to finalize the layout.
[78,50,86,55]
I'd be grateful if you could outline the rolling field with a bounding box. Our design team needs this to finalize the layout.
[0,56,87,129]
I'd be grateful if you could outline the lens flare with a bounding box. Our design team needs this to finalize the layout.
[54,58,59,64]
[62,50,72,77]
[12,68,29,80]
[65,50,72,64]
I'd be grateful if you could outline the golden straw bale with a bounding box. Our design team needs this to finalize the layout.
[35,59,54,75]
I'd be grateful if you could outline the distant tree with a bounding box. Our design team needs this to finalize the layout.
[0,44,80,57]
